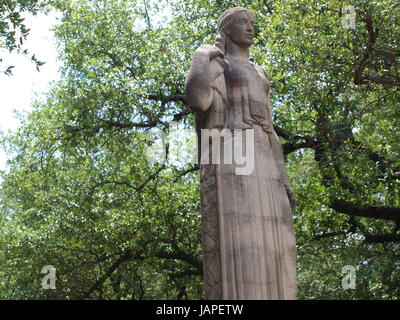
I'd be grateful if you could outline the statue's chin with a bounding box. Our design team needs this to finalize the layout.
[241,44,252,49]
[229,36,253,49]
[241,39,253,48]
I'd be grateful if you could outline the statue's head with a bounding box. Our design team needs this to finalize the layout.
[216,7,254,53]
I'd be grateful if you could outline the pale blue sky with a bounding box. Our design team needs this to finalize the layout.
[0,11,61,169]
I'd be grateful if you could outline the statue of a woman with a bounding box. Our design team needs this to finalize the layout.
[185,7,297,300]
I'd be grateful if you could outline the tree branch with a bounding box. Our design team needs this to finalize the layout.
[329,199,400,221]
[79,247,145,299]
[156,247,203,274]
[364,233,400,243]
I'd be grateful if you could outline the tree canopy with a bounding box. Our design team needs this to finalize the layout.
[0,0,399,299]
[0,0,49,74]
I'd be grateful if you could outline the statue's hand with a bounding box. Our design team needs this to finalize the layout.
[195,44,224,61]
[284,183,296,213]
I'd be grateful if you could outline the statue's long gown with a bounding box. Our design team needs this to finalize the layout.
[195,55,297,300]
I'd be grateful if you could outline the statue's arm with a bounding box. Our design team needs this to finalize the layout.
[185,45,223,113]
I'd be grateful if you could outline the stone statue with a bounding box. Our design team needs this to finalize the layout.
[185,7,297,299]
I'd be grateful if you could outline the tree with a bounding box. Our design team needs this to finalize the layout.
[0,0,48,75]
[0,0,399,299]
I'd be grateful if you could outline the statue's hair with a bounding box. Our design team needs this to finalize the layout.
[215,7,254,54]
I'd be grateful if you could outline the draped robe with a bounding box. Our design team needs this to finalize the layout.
[193,52,297,300]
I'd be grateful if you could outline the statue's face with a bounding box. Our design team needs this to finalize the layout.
[228,11,254,48]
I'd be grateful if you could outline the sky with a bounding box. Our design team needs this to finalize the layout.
[0,11,61,169]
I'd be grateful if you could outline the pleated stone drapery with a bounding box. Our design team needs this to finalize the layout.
[197,57,297,300]
[200,126,297,299]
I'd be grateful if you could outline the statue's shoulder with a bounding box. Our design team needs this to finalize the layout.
[262,69,271,82]
[252,64,271,85]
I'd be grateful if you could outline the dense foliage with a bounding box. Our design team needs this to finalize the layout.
[0,0,48,74]
[0,0,399,299]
